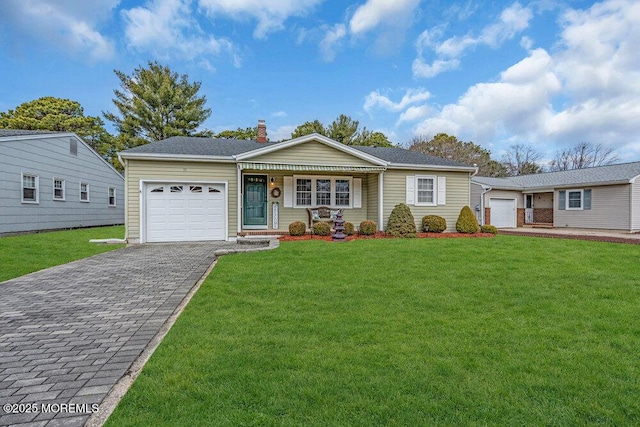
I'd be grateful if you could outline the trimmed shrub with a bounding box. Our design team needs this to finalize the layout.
[289,221,306,236]
[387,203,417,237]
[344,221,355,236]
[481,224,498,235]
[359,220,377,235]
[313,222,331,236]
[456,206,480,234]
[422,215,447,233]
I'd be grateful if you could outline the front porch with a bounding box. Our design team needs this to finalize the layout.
[519,192,554,227]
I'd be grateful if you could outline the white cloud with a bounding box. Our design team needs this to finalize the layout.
[410,0,640,160]
[271,111,288,118]
[198,0,322,39]
[123,0,237,63]
[397,105,430,124]
[319,24,346,62]
[0,0,117,60]
[364,88,431,113]
[413,2,533,78]
[349,0,420,35]
[269,125,297,141]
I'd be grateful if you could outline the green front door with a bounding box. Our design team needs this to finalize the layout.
[243,175,268,227]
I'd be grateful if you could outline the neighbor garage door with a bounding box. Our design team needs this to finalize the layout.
[490,198,517,228]
[145,183,226,242]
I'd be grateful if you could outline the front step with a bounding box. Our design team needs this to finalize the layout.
[523,223,554,229]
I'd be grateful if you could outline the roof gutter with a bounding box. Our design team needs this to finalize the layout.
[387,163,477,172]
[118,153,236,163]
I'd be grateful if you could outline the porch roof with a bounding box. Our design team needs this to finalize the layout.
[238,162,385,172]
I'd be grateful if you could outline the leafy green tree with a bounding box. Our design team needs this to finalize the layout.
[104,61,211,148]
[291,115,393,147]
[215,127,258,140]
[409,133,498,175]
[291,119,326,138]
[355,129,393,147]
[0,96,111,150]
[327,114,359,145]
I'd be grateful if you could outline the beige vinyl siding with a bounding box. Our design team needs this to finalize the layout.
[265,171,369,230]
[554,184,630,230]
[632,181,640,231]
[383,169,471,232]
[125,160,237,241]
[470,182,484,223]
[250,141,377,167]
[484,190,522,208]
[532,192,553,208]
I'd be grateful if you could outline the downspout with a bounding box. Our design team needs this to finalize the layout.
[480,185,492,226]
[237,164,242,236]
[378,171,384,231]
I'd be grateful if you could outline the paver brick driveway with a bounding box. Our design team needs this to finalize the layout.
[0,242,237,427]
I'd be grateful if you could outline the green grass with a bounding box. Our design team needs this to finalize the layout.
[107,236,640,426]
[0,225,125,282]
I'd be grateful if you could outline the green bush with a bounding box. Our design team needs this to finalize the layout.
[422,215,447,233]
[456,206,480,234]
[313,222,331,236]
[481,224,498,235]
[359,220,377,235]
[387,203,417,237]
[289,221,306,236]
[344,222,355,236]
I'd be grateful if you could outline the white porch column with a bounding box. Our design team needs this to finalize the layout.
[237,165,242,234]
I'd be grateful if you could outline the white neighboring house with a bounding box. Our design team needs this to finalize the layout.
[0,130,124,236]
[471,161,640,232]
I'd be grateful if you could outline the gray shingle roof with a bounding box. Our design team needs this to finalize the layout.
[473,161,640,189]
[121,136,475,168]
[351,146,473,168]
[121,136,280,156]
[0,129,58,137]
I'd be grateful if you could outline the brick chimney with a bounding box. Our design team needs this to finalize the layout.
[257,119,267,143]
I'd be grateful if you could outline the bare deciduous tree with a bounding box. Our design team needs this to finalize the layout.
[501,144,543,176]
[549,142,619,171]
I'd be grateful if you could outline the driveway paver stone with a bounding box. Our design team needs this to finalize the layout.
[0,242,243,427]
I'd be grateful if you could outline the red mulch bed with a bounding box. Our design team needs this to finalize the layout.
[278,232,495,242]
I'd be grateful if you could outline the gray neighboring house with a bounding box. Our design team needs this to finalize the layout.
[471,161,640,232]
[0,130,124,236]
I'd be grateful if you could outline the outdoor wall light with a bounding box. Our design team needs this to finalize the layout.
[270,177,275,185]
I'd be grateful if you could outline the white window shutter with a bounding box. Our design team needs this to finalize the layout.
[437,176,446,205]
[406,176,415,205]
[283,176,293,208]
[353,178,362,208]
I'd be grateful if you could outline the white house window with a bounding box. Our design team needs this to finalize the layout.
[80,182,89,202]
[294,176,353,208]
[108,187,116,206]
[567,190,583,210]
[416,177,435,205]
[335,180,350,206]
[316,179,331,205]
[22,174,39,203]
[296,178,312,206]
[53,178,65,200]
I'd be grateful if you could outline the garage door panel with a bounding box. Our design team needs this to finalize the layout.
[490,198,516,228]
[145,182,226,242]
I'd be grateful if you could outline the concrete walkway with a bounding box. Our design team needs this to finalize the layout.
[500,227,640,244]
[0,241,274,427]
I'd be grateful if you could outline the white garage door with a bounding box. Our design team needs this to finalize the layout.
[145,183,226,242]
[490,198,517,228]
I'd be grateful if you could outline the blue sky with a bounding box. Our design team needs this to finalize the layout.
[1,0,639,164]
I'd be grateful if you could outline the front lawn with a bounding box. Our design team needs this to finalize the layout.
[107,236,640,426]
[0,225,125,282]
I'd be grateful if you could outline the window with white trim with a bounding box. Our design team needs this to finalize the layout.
[108,187,116,206]
[415,176,436,206]
[80,182,89,202]
[22,173,39,203]
[293,176,353,208]
[567,189,583,210]
[53,178,65,200]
